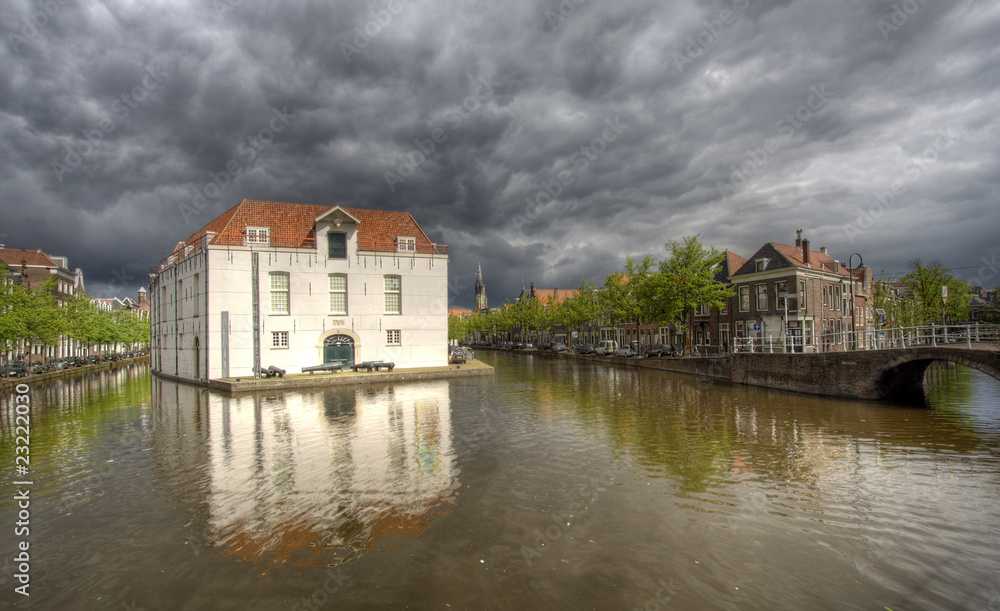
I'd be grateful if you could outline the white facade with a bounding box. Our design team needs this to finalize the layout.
[150,202,449,381]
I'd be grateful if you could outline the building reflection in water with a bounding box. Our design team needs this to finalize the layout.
[151,378,456,573]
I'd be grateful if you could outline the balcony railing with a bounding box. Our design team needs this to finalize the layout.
[151,234,449,274]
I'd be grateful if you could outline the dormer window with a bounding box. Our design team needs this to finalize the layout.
[755,258,767,272]
[245,227,270,246]
[396,237,416,253]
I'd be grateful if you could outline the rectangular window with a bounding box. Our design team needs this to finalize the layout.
[272,331,288,348]
[823,286,828,308]
[387,329,401,345]
[720,298,728,315]
[736,321,745,337]
[329,274,347,315]
[755,284,768,311]
[755,259,767,272]
[245,227,270,246]
[396,237,416,253]
[775,281,788,310]
[193,273,200,317]
[799,280,807,312]
[270,272,289,314]
[384,275,401,314]
[328,233,346,259]
[739,286,750,312]
[696,304,709,316]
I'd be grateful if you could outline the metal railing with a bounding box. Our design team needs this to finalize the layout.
[152,234,449,272]
[730,324,1000,353]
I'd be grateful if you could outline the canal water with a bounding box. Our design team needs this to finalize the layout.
[1,354,999,610]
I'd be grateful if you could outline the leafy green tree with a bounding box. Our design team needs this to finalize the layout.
[20,277,65,362]
[0,267,29,360]
[901,260,972,324]
[563,278,600,342]
[651,235,733,352]
[448,313,468,341]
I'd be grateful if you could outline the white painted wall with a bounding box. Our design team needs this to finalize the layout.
[152,226,448,381]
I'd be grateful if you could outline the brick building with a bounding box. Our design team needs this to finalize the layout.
[723,232,872,353]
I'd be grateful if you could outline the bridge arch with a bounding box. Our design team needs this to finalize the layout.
[871,349,1000,401]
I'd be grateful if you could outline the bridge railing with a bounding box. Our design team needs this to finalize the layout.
[731,324,1000,354]
[871,323,1000,349]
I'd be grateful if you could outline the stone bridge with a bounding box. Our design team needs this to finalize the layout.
[547,346,1000,402]
[725,347,1000,401]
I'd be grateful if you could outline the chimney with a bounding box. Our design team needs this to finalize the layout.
[820,246,828,255]
[530,281,535,298]
[795,229,803,248]
[802,239,810,266]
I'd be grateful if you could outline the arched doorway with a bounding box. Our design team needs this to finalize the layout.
[323,334,355,368]
[194,336,200,379]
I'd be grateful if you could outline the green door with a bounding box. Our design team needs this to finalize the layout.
[323,335,355,367]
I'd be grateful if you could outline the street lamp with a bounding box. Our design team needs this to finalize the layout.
[849,253,864,350]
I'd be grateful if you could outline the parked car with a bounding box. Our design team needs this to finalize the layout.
[1,364,27,378]
[449,348,467,364]
[614,346,635,357]
[549,342,567,352]
[645,344,677,358]
[595,340,618,355]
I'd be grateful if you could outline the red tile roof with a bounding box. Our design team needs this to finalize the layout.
[532,289,580,305]
[182,199,443,255]
[0,248,61,269]
[771,243,851,276]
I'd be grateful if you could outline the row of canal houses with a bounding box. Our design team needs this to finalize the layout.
[491,230,874,354]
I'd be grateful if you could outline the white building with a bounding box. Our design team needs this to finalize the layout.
[149,200,449,382]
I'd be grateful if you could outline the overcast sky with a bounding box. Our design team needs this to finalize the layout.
[1,0,998,307]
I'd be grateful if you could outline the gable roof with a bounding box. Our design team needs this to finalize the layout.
[525,288,581,305]
[0,248,75,290]
[182,200,442,255]
[714,250,748,283]
[0,248,61,269]
[733,242,852,277]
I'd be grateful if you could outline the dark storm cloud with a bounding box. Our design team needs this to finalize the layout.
[0,0,997,305]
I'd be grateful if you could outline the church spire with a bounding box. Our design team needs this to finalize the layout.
[474,261,488,311]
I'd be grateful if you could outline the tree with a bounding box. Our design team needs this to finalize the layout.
[20,276,65,362]
[563,278,600,342]
[448,313,468,341]
[901,260,972,324]
[651,235,733,353]
[0,267,29,362]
